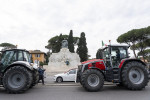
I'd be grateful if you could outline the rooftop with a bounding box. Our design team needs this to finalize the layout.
[29,50,46,54]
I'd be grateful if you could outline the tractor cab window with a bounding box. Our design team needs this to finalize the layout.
[103,48,111,67]
[18,51,23,61]
[119,47,128,58]
[111,46,128,67]
[23,51,30,62]
[11,52,17,62]
[1,51,17,66]
[111,47,128,60]
[103,48,109,58]
[30,54,33,63]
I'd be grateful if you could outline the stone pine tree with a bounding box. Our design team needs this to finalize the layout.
[0,42,17,50]
[68,30,74,53]
[46,34,79,53]
[117,26,150,60]
[77,32,88,62]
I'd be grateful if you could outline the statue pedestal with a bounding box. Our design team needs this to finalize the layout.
[48,48,81,72]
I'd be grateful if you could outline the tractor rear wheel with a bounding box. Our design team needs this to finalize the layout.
[81,69,104,92]
[122,61,149,90]
[3,66,33,93]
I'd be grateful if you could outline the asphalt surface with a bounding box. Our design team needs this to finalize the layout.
[0,74,150,100]
[0,83,150,100]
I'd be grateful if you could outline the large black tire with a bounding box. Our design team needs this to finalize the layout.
[81,69,104,92]
[30,70,39,88]
[122,61,149,90]
[80,80,83,85]
[3,66,33,93]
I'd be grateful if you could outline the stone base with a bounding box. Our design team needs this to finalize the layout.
[44,65,77,73]
[48,48,80,72]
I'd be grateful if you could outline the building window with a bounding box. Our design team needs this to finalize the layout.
[35,54,40,57]
[34,60,39,64]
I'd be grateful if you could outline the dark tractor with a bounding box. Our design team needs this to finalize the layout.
[77,45,149,92]
[0,49,39,93]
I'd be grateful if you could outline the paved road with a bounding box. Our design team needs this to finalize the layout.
[0,84,150,100]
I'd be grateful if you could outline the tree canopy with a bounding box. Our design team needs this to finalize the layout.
[117,26,150,61]
[46,31,79,53]
[138,49,150,62]
[0,42,17,50]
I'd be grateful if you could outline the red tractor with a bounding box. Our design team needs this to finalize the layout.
[77,45,149,92]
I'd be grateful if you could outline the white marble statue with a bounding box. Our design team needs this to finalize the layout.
[48,40,81,72]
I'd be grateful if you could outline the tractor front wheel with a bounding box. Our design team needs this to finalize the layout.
[81,69,104,92]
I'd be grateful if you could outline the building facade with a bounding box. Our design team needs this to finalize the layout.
[29,50,46,65]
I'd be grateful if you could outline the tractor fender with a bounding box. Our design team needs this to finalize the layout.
[80,60,105,79]
[3,61,33,73]
[81,59,105,72]
[120,58,146,70]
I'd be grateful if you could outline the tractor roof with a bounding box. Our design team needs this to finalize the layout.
[82,59,103,64]
[1,49,29,52]
[101,44,129,50]
[109,44,129,47]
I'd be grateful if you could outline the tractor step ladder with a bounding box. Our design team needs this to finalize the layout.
[112,68,120,83]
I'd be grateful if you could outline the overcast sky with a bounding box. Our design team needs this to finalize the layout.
[0,0,150,58]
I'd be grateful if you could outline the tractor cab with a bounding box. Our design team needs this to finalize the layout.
[0,49,32,72]
[97,45,129,68]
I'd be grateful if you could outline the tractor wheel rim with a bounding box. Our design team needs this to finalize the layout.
[87,74,100,87]
[129,67,144,84]
[8,73,25,89]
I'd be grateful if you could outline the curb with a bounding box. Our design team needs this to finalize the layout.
[38,83,114,86]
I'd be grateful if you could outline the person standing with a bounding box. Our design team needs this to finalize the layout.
[38,66,45,85]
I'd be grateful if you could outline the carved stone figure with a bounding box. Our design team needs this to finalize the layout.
[62,40,68,48]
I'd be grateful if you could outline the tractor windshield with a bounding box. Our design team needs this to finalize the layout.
[111,46,128,59]
[1,51,17,66]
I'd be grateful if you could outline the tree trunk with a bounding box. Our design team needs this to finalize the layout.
[133,49,137,58]
[142,49,146,62]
